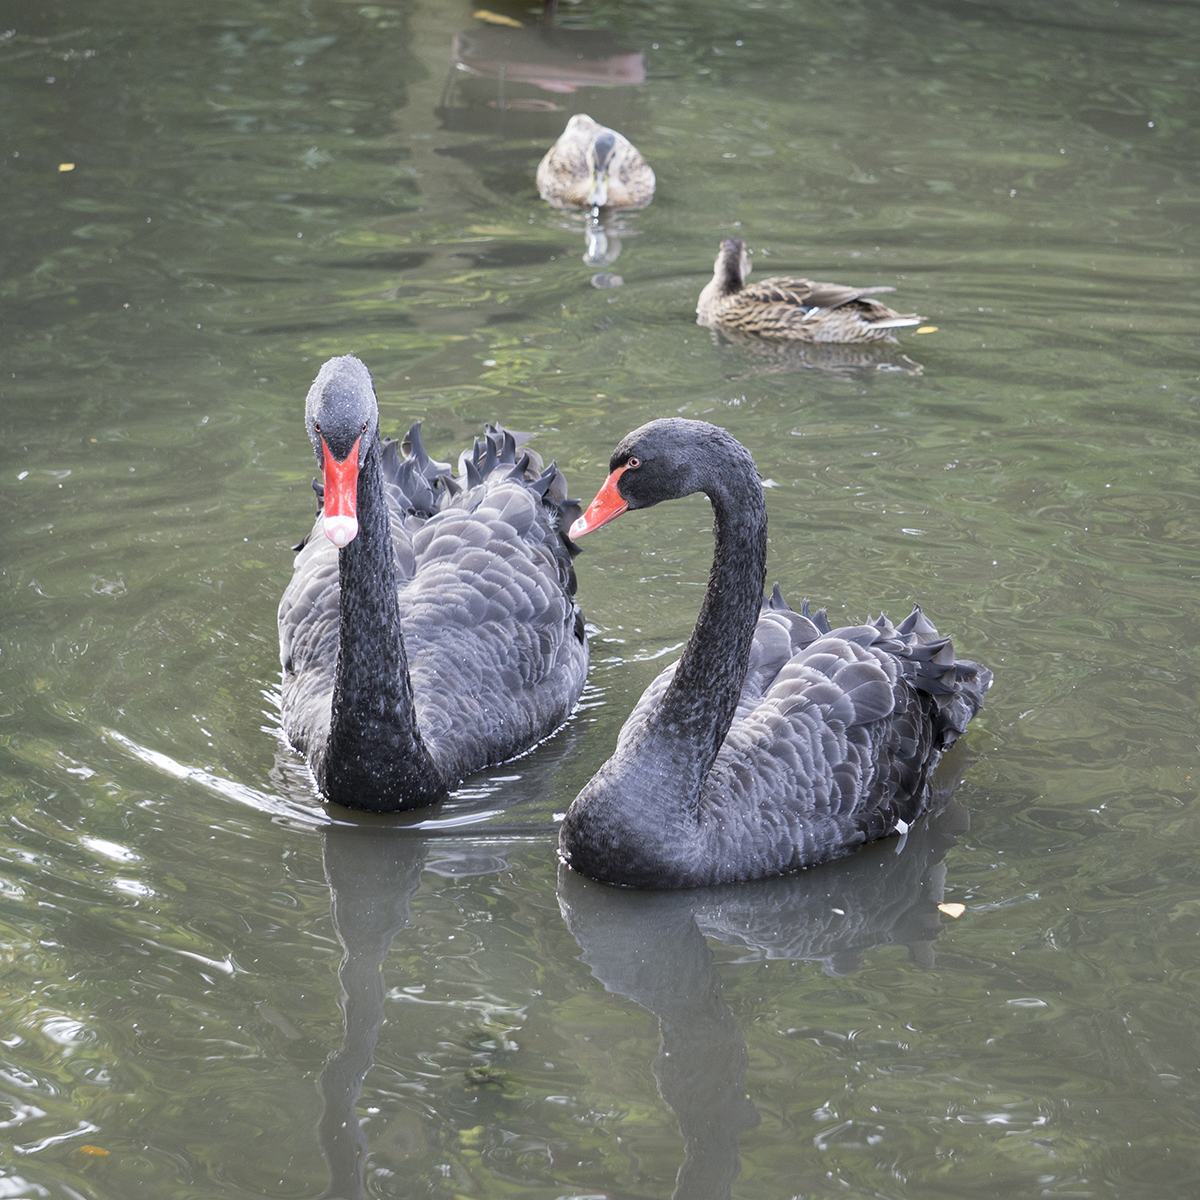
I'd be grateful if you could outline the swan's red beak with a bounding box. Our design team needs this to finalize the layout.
[569,466,628,539]
[321,436,361,548]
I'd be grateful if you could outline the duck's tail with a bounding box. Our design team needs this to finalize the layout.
[870,314,923,329]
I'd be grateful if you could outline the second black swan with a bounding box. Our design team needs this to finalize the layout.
[558,418,991,888]
[278,355,589,811]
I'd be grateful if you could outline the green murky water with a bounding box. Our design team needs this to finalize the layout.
[3,1,1199,1196]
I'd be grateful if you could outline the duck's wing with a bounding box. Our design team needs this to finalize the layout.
[611,142,656,208]
[536,128,591,206]
[744,276,894,308]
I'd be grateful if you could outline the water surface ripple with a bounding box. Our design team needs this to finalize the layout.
[2,1,1199,1197]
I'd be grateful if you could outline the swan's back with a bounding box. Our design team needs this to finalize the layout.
[279,425,588,783]
[616,589,990,884]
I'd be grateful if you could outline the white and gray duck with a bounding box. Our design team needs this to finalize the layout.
[559,418,991,888]
[278,355,589,811]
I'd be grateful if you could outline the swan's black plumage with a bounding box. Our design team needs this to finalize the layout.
[558,418,991,888]
[278,355,589,811]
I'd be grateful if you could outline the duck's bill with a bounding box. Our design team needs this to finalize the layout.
[585,171,610,209]
[569,467,628,539]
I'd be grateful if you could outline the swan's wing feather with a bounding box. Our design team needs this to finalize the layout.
[278,523,340,754]
[402,475,587,781]
[700,604,990,879]
[611,660,679,753]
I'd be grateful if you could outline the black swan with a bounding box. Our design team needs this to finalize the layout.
[277,355,589,811]
[558,418,991,888]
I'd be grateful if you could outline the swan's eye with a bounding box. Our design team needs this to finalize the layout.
[626,456,640,469]
[313,420,321,433]
[361,422,368,434]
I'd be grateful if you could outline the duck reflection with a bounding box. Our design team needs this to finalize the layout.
[557,766,972,1200]
[706,325,925,381]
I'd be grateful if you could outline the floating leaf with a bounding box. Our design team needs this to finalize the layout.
[473,9,523,26]
[937,902,966,918]
[915,325,939,334]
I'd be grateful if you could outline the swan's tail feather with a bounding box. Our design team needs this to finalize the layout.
[506,452,532,482]
[764,588,990,751]
[400,421,451,476]
[799,597,832,635]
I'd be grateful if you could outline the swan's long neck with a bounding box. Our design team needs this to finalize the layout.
[322,440,444,809]
[560,448,766,884]
[650,467,767,771]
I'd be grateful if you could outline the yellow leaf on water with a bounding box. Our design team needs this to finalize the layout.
[78,1145,110,1157]
[59,162,75,172]
[473,9,523,26]
[915,325,939,334]
[937,902,966,918]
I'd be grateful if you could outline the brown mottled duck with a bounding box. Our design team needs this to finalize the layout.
[536,114,655,214]
[696,237,922,344]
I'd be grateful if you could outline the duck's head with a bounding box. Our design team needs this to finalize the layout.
[584,124,620,209]
[712,237,751,291]
[304,354,380,548]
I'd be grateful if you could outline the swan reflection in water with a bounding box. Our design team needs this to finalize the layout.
[316,825,427,1200]
[305,745,972,1200]
[558,749,974,1200]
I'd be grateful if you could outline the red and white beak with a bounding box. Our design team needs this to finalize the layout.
[569,465,629,539]
[321,436,361,547]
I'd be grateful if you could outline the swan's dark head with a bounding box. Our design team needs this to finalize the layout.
[303,354,380,548]
[570,418,751,538]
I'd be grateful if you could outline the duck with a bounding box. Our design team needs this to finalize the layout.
[696,237,922,344]
[277,355,589,812]
[558,418,991,888]
[536,114,655,214]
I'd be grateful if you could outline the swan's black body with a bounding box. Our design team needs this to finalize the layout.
[559,419,991,888]
[279,355,589,811]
